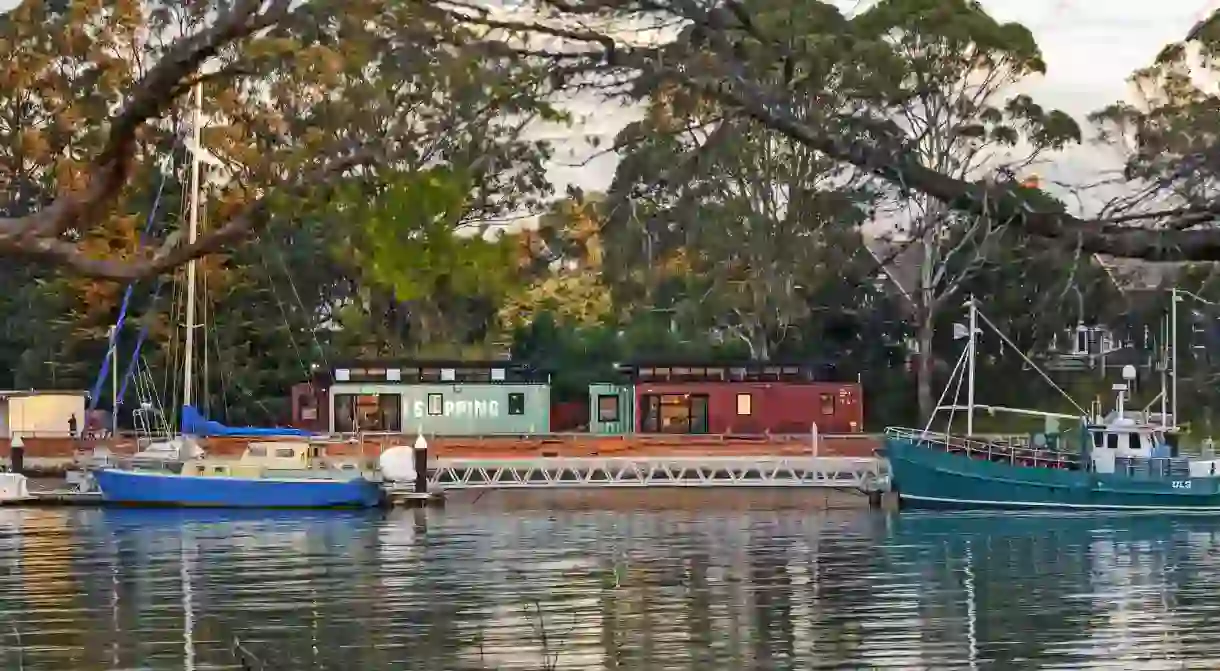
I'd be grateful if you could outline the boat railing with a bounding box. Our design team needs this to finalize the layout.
[1114,456,1191,481]
[885,427,1082,468]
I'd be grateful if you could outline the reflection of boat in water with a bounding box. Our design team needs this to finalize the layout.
[884,299,1220,511]
[94,440,385,508]
[92,504,384,531]
[881,511,1220,668]
[887,510,1220,539]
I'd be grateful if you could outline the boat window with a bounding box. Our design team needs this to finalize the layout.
[247,446,266,457]
[213,466,227,474]
[508,392,526,416]
[736,393,753,416]
[820,393,835,415]
[275,448,296,458]
[597,394,620,422]
[310,447,320,458]
[427,393,443,416]
[1106,433,1119,450]
[196,465,206,474]
[1091,431,1103,449]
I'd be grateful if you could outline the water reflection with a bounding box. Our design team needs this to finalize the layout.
[0,507,1215,668]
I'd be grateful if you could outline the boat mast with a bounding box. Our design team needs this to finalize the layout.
[966,295,977,436]
[1160,314,1168,427]
[1171,286,1179,429]
[182,82,202,416]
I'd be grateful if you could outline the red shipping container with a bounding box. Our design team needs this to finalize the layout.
[633,381,863,435]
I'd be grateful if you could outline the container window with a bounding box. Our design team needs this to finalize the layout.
[334,393,401,431]
[736,393,752,416]
[598,395,620,422]
[508,392,526,415]
[427,393,443,416]
[334,394,355,432]
[820,393,835,415]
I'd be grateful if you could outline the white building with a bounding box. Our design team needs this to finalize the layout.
[0,391,87,438]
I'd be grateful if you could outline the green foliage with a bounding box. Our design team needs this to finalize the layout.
[336,168,518,302]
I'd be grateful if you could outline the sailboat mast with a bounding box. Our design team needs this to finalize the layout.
[966,295,977,436]
[182,83,202,413]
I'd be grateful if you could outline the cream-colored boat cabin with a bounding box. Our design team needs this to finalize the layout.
[185,441,373,480]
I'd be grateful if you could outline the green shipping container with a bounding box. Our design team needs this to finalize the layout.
[588,383,634,435]
[329,382,550,435]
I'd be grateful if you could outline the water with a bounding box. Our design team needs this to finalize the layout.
[0,504,1217,669]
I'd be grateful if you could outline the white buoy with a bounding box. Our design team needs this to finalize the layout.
[378,445,417,482]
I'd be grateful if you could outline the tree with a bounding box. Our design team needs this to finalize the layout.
[849,0,1080,419]
[0,0,559,279]
[498,192,615,331]
[445,0,1220,262]
[604,69,877,359]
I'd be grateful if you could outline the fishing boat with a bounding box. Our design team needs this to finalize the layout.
[883,296,1220,512]
[93,439,385,508]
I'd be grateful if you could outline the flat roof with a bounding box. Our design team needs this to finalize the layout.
[0,390,89,398]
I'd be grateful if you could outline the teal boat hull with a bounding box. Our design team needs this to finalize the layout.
[885,435,1220,511]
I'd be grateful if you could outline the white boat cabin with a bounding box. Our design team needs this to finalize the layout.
[1086,419,1172,474]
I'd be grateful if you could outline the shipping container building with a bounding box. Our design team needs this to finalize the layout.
[301,360,551,435]
[588,361,863,435]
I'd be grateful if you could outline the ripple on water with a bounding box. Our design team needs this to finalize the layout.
[0,507,1216,668]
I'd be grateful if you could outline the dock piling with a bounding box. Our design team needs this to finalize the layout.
[10,434,25,475]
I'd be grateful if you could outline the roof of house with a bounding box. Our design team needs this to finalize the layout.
[863,232,1199,301]
[862,233,921,305]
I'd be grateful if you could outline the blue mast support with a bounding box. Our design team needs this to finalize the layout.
[87,165,172,410]
[117,275,168,402]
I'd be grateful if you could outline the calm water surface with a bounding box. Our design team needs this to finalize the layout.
[0,502,1215,669]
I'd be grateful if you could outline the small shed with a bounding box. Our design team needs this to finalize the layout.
[588,383,634,435]
[0,390,88,438]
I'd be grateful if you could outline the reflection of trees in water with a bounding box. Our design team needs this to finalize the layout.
[576,513,888,670]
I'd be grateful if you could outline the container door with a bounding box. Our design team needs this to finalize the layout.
[641,394,660,432]
[690,394,709,434]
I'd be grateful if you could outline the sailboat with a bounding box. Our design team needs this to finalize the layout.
[883,296,1220,511]
[92,84,384,509]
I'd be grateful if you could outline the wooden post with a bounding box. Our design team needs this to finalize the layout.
[413,440,428,494]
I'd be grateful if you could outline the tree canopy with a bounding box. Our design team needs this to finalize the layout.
[7,0,1220,429]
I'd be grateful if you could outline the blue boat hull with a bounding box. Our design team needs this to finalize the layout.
[93,469,385,509]
[885,436,1220,511]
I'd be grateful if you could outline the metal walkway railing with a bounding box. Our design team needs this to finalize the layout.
[427,456,888,490]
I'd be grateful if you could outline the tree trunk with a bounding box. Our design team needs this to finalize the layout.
[916,311,935,424]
